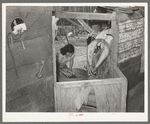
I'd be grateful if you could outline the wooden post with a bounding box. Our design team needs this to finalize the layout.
[110,12,118,76]
[77,19,94,34]
[52,11,57,111]
[55,11,116,21]
[65,18,84,29]
[121,77,128,112]
[52,11,56,83]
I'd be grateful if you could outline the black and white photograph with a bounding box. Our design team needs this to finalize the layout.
[2,3,148,122]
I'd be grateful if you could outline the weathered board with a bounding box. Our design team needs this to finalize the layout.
[55,11,116,21]
[55,66,127,112]
[6,6,55,112]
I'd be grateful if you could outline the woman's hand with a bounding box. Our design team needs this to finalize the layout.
[88,65,96,76]
[68,69,75,75]
[63,71,73,78]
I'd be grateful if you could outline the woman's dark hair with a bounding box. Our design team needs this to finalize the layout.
[60,44,75,55]
[11,18,24,31]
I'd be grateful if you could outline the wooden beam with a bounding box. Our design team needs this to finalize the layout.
[52,12,56,83]
[121,77,128,112]
[56,77,124,88]
[77,19,94,34]
[55,11,116,21]
[52,12,57,112]
[111,12,118,66]
[65,18,84,30]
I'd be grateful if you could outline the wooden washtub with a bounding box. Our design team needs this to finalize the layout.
[54,64,127,112]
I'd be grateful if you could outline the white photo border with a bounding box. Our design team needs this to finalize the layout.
[2,3,148,122]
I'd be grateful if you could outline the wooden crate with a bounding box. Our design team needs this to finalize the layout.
[54,65,127,112]
[54,11,127,112]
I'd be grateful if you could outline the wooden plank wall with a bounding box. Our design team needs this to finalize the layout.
[6,6,55,112]
[55,71,127,112]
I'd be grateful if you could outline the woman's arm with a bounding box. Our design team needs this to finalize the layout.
[69,57,74,71]
[92,42,110,73]
[7,33,14,47]
[68,54,75,74]
[59,67,72,77]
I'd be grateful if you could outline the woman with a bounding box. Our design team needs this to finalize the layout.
[56,44,76,82]
[6,18,27,79]
[7,18,27,48]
